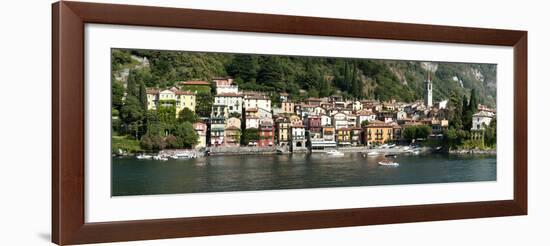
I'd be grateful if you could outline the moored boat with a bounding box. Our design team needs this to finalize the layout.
[136,154,152,160]
[378,160,399,166]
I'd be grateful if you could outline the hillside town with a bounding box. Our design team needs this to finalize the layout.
[141,76,496,154]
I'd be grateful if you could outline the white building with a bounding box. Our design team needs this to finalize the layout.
[356,110,377,125]
[244,94,272,118]
[213,77,239,94]
[320,114,332,127]
[472,111,495,130]
[290,124,307,151]
[346,114,357,128]
[332,112,348,129]
[214,93,243,115]
[397,111,407,121]
[245,117,260,129]
[352,101,363,111]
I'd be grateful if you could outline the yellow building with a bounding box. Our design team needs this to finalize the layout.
[364,120,395,145]
[175,90,196,115]
[336,128,351,146]
[145,87,196,117]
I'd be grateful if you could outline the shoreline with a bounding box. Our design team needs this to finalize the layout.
[448,149,496,155]
[115,146,496,158]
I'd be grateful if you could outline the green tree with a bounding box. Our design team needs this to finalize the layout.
[403,126,417,141]
[140,133,166,151]
[195,92,213,117]
[227,54,258,83]
[484,118,497,147]
[361,120,369,128]
[178,108,199,123]
[443,128,458,148]
[469,88,478,112]
[257,56,284,87]
[403,125,432,142]
[120,95,146,136]
[173,122,198,148]
[241,128,260,146]
[112,81,124,111]
[416,125,432,139]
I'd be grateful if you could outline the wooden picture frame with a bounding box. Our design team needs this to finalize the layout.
[52,1,527,245]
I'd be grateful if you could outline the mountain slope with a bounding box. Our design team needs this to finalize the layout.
[112,49,497,107]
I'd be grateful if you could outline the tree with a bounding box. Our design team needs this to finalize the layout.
[469,88,478,112]
[443,128,458,148]
[361,120,369,128]
[195,92,213,117]
[112,81,124,111]
[140,133,166,151]
[120,95,146,136]
[416,125,432,139]
[241,128,260,146]
[462,95,472,131]
[257,56,284,87]
[403,125,432,142]
[165,135,178,149]
[227,54,258,83]
[173,122,198,148]
[403,126,417,142]
[484,118,497,147]
[178,108,199,123]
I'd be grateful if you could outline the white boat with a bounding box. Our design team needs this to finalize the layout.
[136,154,152,160]
[326,149,344,156]
[153,155,169,161]
[378,160,399,166]
[171,152,198,159]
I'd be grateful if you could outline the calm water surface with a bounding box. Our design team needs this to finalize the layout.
[112,153,496,196]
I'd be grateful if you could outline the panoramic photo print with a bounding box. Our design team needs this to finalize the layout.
[111,48,497,196]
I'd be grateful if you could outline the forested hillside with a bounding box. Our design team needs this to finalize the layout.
[112,48,496,107]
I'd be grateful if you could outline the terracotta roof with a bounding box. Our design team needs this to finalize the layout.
[216,92,242,97]
[246,108,258,112]
[179,80,211,85]
[176,90,195,95]
[146,89,159,94]
[366,120,393,128]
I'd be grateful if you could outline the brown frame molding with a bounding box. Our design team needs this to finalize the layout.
[52,1,527,245]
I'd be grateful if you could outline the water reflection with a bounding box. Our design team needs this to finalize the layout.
[112,153,496,196]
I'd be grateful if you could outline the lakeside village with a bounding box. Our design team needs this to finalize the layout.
[113,76,496,161]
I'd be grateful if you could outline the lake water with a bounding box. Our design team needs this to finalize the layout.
[111,153,496,196]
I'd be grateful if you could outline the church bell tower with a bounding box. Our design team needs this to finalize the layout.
[424,73,433,108]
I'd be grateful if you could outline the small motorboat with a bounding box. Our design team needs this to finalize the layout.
[384,154,397,158]
[153,155,169,161]
[378,160,399,166]
[136,154,152,160]
[326,149,344,156]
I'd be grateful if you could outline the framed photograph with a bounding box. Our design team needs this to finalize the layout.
[52,1,527,245]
